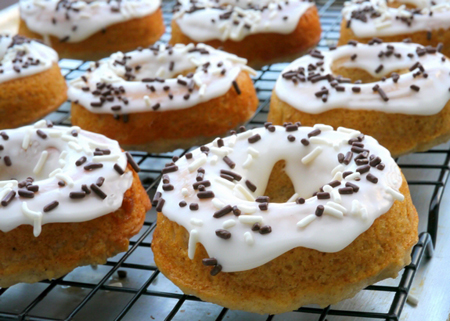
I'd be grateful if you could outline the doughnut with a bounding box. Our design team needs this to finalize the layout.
[0,34,67,130]
[338,0,450,57]
[268,41,450,157]
[170,0,322,68]
[18,0,165,61]
[68,43,259,153]
[151,124,418,314]
[0,121,151,288]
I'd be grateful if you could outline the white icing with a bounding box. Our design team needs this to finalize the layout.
[173,0,314,42]
[0,123,134,237]
[19,0,160,43]
[342,0,450,38]
[0,35,58,84]
[67,43,255,114]
[156,125,403,272]
[275,42,450,115]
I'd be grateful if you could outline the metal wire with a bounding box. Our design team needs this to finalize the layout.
[0,0,447,320]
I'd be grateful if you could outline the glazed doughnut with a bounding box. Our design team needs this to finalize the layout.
[0,120,150,288]
[0,34,67,130]
[170,0,322,68]
[68,43,259,153]
[338,0,450,57]
[152,125,418,314]
[268,41,450,157]
[18,0,165,61]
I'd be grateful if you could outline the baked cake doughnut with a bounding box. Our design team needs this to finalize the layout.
[0,121,150,288]
[18,0,165,61]
[152,125,418,314]
[68,43,258,153]
[338,0,450,57]
[268,41,450,157]
[0,34,66,130]
[170,0,322,68]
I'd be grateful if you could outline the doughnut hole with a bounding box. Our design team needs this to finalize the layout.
[1,145,61,182]
[263,160,296,203]
[331,57,410,83]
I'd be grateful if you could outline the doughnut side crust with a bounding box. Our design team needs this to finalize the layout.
[71,71,258,153]
[337,19,450,59]
[268,90,450,158]
[18,8,165,61]
[170,6,321,69]
[0,63,67,130]
[152,174,417,314]
[0,169,150,288]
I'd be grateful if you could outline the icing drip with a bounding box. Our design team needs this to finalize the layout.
[172,0,314,42]
[155,125,403,272]
[342,0,450,38]
[0,121,134,237]
[275,42,450,115]
[67,43,256,115]
[19,0,161,43]
[0,34,58,84]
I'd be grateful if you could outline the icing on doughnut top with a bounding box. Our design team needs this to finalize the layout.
[155,124,404,272]
[68,43,256,115]
[172,0,314,42]
[0,121,136,237]
[19,0,161,43]
[275,41,450,115]
[342,0,450,38]
[0,34,58,84]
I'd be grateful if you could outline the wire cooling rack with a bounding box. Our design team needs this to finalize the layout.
[1,0,448,320]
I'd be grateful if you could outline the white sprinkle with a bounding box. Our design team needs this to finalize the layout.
[287,193,299,203]
[242,154,253,169]
[223,219,236,229]
[242,65,257,76]
[199,84,207,96]
[188,229,199,259]
[407,294,419,306]
[337,127,361,138]
[309,137,332,145]
[244,231,254,245]
[237,204,258,214]
[59,159,66,168]
[33,151,48,175]
[68,141,83,152]
[33,120,47,128]
[93,154,121,162]
[333,171,343,182]
[385,186,405,201]
[314,124,334,131]
[0,180,18,188]
[21,202,43,237]
[351,199,361,216]
[144,95,151,107]
[88,140,109,149]
[22,130,32,150]
[227,134,237,147]
[181,188,189,197]
[360,206,368,220]
[212,198,225,209]
[0,187,12,201]
[234,184,255,201]
[247,147,259,157]
[301,147,323,165]
[239,215,263,224]
[156,66,165,77]
[210,147,228,157]
[59,151,68,160]
[345,172,360,181]
[48,130,62,138]
[297,214,316,228]
[61,134,78,142]
[324,205,344,218]
[237,130,253,140]
[209,155,219,165]
[215,176,235,189]
[49,168,62,177]
[190,218,203,227]
[332,164,345,176]
[188,154,207,173]
[326,201,347,214]
[55,173,74,187]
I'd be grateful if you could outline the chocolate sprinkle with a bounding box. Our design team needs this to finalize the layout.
[75,156,87,166]
[197,191,215,199]
[1,191,15,206]
[202,258,218,266]
[223,156,236,169]
[213,204,233,218]
[245,180,257,192]
[189,203,199,211]
[315,205,324,217]
[43,200,59,212]
[215,229,231,239]
[90,184,107,199]
[210,264,222,276]
[126,152,140,172]
[366,173,378,184]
